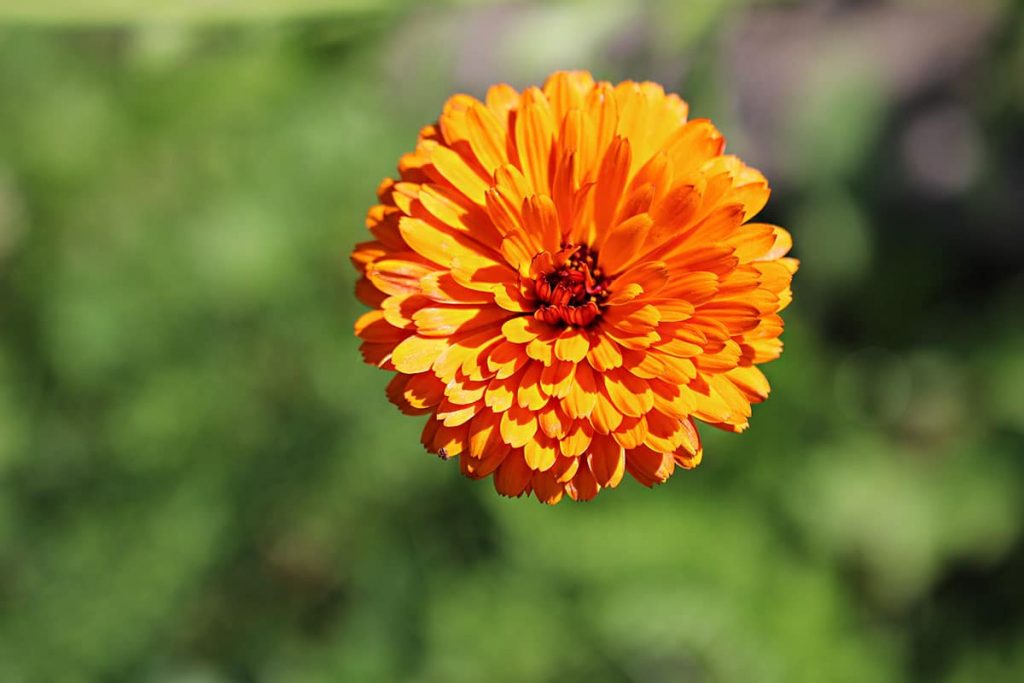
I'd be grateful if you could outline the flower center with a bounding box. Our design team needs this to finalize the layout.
[534,244,610,327]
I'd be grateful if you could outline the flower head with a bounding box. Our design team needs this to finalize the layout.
[353,71,797,503]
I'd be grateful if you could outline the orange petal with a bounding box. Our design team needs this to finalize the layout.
[417,183,500,247]
[485,339,528,382]
[694,302,761,335]
[501,316,544,344]
[437,398,481,427]
[603,368,653,418]
[429,143,490,205]
[464,102,508,174]
[588,435,625,488]
[587,334,623,371]
[559,420,593,457]
[538,403,572,439]
[366,257,435,296]
[432,330,503,383]
[468,409,503,459]
[484,372,519,413]
[581,83,619,182]
[667,266,720,294]
[355,310,405,343]
[549,454,580,483]
[486,83,519,124]
[601,302,661,335]
[413,305,512,337]
[494,450,532,497]
[386,375,424,415]
[524,433,559,471]
[565,462,600,502]
[593,136,632,238]
[612,415,648,450]
[525,332,556,365]
[500,404,538,448]
[599,213,653,276]
[431,421,470,458]
[562,361,598,419]
[402,373,446,410]
[514,87,556,195]
[554,327,590,363]
[522,194,561,254]
[664,118,725,176]
[625,445,675,487]
[516,361,549,410]
[419,272,491,305]
[696,343,743,377]
[543,70,593,121]
[399,216,496,271]
[445,375,487,405]
[540,359,576,399]
[614,261,669,297]
[754,225,793,262]
[390,335,447,374]
[675,417,702,461]
[649,182,702,245]
[589,386,624,434]
[643,409,685,453]
[621,348,666,379]
[726,365,771,404]
[531,469,564,505]
[727,223,779,263]
[460,443,508,478]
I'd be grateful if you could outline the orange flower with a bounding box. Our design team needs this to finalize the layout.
[353,71,797,503]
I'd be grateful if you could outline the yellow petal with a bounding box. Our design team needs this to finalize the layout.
[586,334,623,371]
[438,399,481,428]
[524,434,558,471]
[562,361,598,419]
[502,316,544,343]
[540,359,575,399]
[603,369,653,418]
[612,415,648,450]
[484,372,519,413]
[399,216,495,271]
[500,405,538,448]
[390,335,447,374]
[559,420,593,457]
[412,305,512,337]
[429,143,490,205]
[538,403,572,439]
[589,386,624,434]
[516,361,549,410]
[554,327,590,363]
[468,409,503,459]
[486,340,530,379]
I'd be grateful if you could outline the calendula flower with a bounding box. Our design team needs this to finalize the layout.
[353,71,797,504]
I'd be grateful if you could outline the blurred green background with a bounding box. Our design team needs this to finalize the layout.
[1,0,1022,681]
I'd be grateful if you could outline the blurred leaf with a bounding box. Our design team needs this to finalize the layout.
[0,0,385,25]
